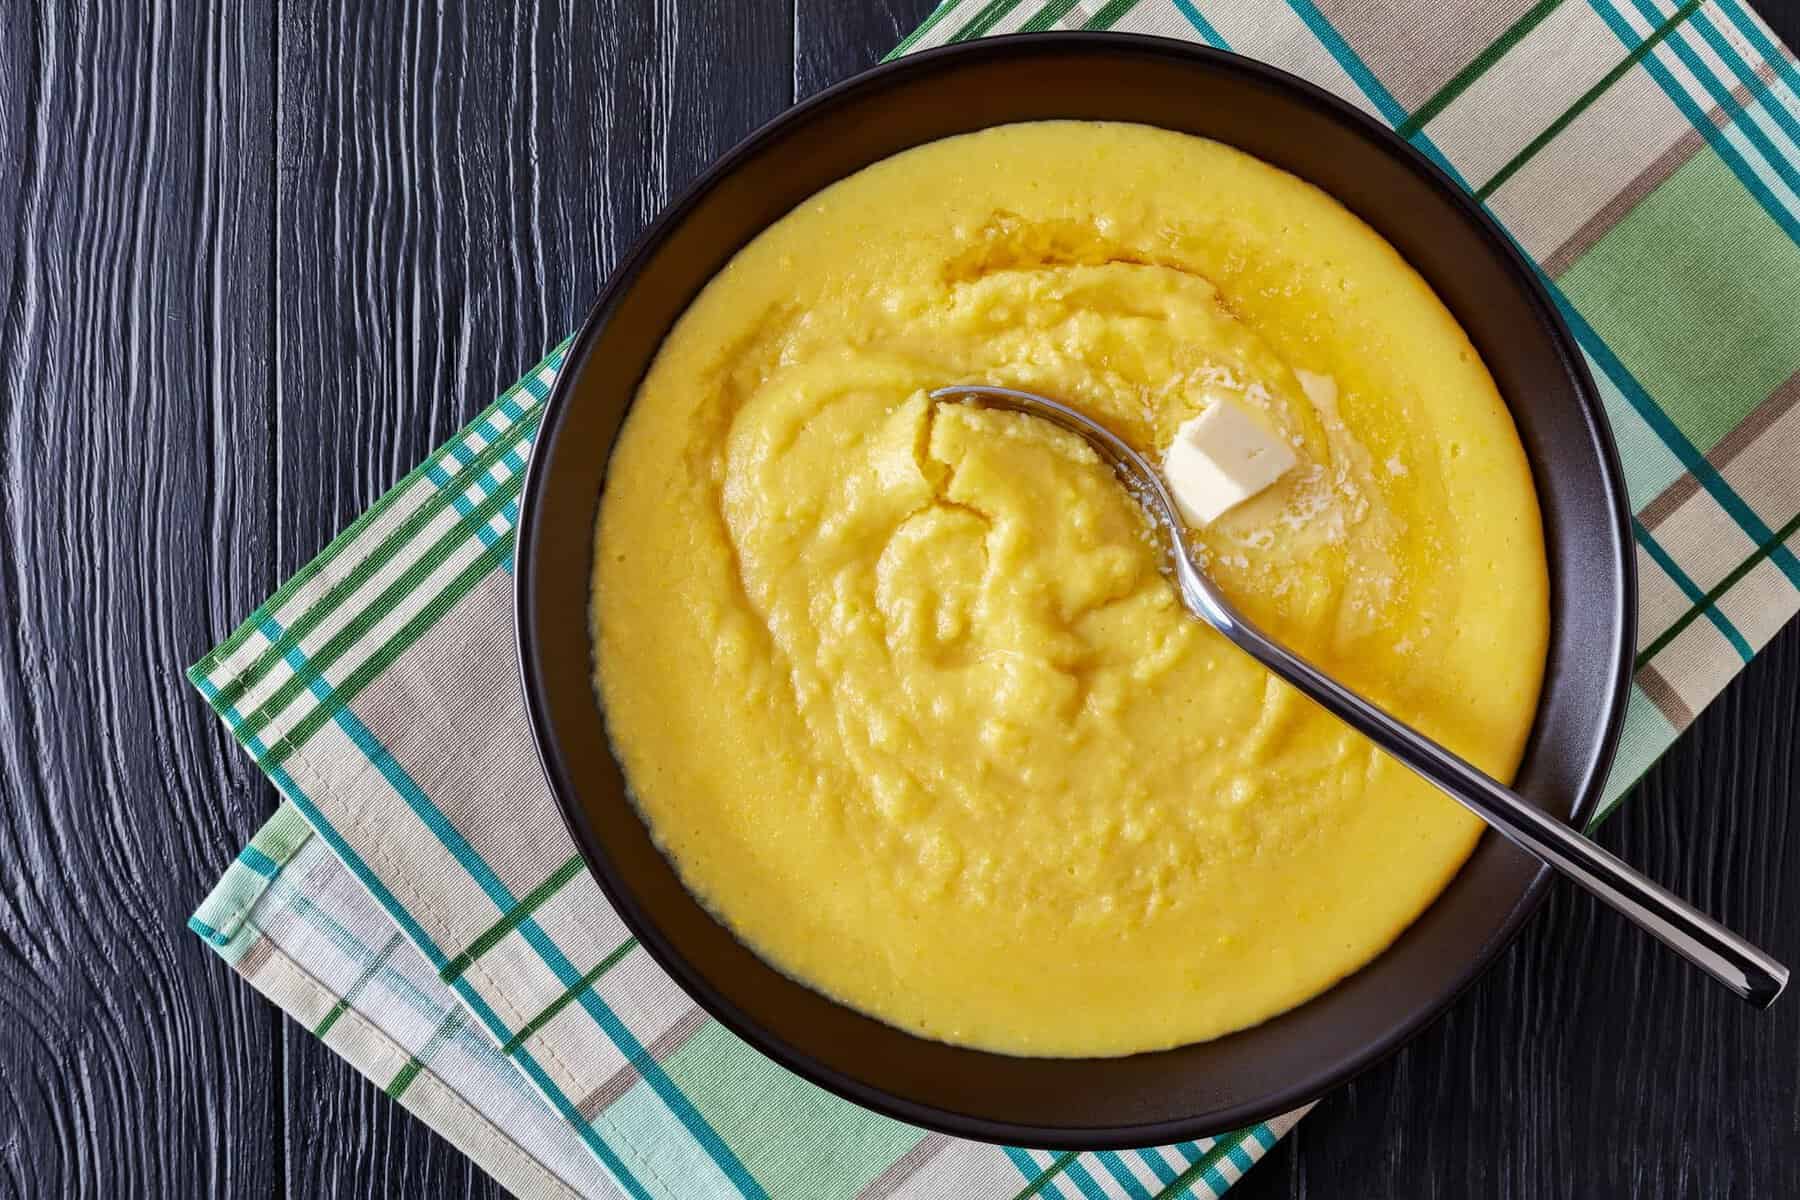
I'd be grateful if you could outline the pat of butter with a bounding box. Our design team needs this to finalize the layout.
[1162,398,1297,527]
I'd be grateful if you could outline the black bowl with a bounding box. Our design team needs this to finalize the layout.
[516,34,1635,1148]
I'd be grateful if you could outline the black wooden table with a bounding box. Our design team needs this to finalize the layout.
[2,3,1796,1196]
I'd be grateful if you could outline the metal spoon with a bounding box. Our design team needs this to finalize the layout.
[932,383,1787,1007]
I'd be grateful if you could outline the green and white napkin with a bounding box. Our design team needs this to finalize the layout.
[190,2,1800,1196]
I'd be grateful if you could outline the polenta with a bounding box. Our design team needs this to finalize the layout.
[592,122,1548,1056]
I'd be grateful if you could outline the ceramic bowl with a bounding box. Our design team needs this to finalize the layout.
[515,34,1635,1148]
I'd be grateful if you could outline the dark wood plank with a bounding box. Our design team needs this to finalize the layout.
[0,2,281,1197]
[794,0,929,98]
[269,1,792,1193]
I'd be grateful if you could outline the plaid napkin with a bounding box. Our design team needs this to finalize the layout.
[190,2,1800,1196]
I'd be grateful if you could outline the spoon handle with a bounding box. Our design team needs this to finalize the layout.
[1217,610,1788,1008]
[932,380,1785,1005]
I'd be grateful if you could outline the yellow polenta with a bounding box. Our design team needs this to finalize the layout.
[593,122,1547,1056]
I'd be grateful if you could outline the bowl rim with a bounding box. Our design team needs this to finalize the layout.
[516,31,1636,1148]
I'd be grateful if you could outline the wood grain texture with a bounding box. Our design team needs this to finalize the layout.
[793,0,923,98]
[0,0,1795,1196]
[0,3,281,1198]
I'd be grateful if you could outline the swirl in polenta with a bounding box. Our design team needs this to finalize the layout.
[592,122,1548,1056]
